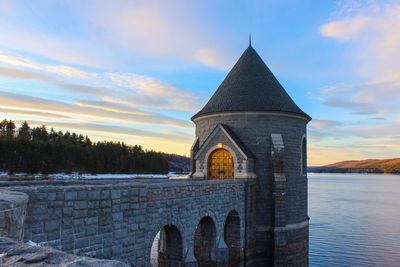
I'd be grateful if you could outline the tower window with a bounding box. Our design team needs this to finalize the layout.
[301,137,307,175]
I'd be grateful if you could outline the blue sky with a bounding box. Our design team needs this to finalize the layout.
[0,0,399,165]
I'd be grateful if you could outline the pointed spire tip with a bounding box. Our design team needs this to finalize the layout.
[249,34,252,47]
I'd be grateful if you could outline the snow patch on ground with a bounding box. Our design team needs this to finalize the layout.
[50,173,170,179]
[26,240,41,247]
[0,172,189,179]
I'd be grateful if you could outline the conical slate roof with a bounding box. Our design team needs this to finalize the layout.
[192,45,311,121]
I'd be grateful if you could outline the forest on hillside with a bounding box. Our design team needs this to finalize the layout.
[0,119,171,175]
[309,158,400,174]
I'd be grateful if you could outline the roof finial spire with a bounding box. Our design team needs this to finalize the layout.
[249,34,252,47]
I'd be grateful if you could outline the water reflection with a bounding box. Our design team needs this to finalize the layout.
[309,173,400,267]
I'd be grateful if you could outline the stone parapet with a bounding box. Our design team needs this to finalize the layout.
[0,177,254,266]
[0,236,128,266]
[0,189,28,241]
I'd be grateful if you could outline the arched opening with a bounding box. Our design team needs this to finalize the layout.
[301,137,307,175]
[150,225,183,267]
[208,148,234,180]
[224,210,241,267]
[194,216,216,266]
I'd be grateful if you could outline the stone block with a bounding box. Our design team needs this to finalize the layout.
[85,216,98,225]
[47,192,57,201]
[88,201,99,209]
[112,212,123,223]
[89,236,102,246]
[30,204,47,215]
[100,190,110,200]
[85,227,97,236]
[87,191,100,200]
[111,190,121,199]
[44,220,60,232]
[73,210,87,218]
[64,191,77,201]
[74,201,87,209]
[77,191,87,200]
[47,231,60,241]
[56,192,64,200]
[112,244,122,257]
[100,200,111,208]
[63,207,73,217]
[75,237,89,249]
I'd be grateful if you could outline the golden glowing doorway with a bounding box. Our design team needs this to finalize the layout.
[208,148,234,180]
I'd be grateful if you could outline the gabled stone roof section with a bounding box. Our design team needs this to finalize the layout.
[192,45,311,121]
[194,124,256,160]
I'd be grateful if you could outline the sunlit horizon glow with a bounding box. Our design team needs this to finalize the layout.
[0,0,399,165]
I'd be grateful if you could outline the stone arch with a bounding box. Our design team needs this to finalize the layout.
[224,210,241,267]
[300,135,307,175]
[194,216,217,266]
[150,224,183,267]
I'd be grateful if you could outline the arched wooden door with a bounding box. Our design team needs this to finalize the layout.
[208,148,234,180]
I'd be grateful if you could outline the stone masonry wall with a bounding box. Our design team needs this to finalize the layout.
[195,114,308,226]
[2,178,253,266]
[0,236,129,267]
[195,113,308,266]
[0,189,28,241]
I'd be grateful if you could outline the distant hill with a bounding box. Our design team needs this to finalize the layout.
[309,158,400,174]
[161,153,190,173]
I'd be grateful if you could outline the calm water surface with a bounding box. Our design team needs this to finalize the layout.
[309,173,400,267]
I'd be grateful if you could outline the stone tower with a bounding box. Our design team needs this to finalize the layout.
[190,44,311,266]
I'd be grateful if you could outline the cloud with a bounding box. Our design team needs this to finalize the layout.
[0,52,91,79]
[308,116,400,165]
[323,98,377,115]
[86,0,232,68]
[0,91,192,128]
[320,1,400,80]
[0,107,70,119]
[317,77,400,116]
[0,48,199,156]
[308,131,400,165]
[310,119,342,129]
[0,66,106,97]
[0,21,106,67]
[0,66,48,80]
[0,52,202,113]
[0,0,243,156]
[320,16,372,41]
[312,0,400,165]
[75,100,149,115]
[0,1,237,69]
[105,72,201,112]
[14,120,192,143]
[193,48,230,69]
[318,5,400,121]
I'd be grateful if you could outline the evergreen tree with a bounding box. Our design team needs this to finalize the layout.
[32,125,48,142]
[18,121,31,140]
[5,120,16,139]
[0,119,171,175]
[0,119,8,137]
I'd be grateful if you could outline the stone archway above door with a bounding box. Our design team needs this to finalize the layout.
[191,124,257,179]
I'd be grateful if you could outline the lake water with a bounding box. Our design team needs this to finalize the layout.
[309,173,400,267]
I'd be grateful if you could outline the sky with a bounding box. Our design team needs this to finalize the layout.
[0,0,399,165]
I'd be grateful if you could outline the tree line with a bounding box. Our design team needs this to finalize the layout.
[0,119,169,175]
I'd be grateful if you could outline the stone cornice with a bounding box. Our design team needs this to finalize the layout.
[193,111,311,123]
